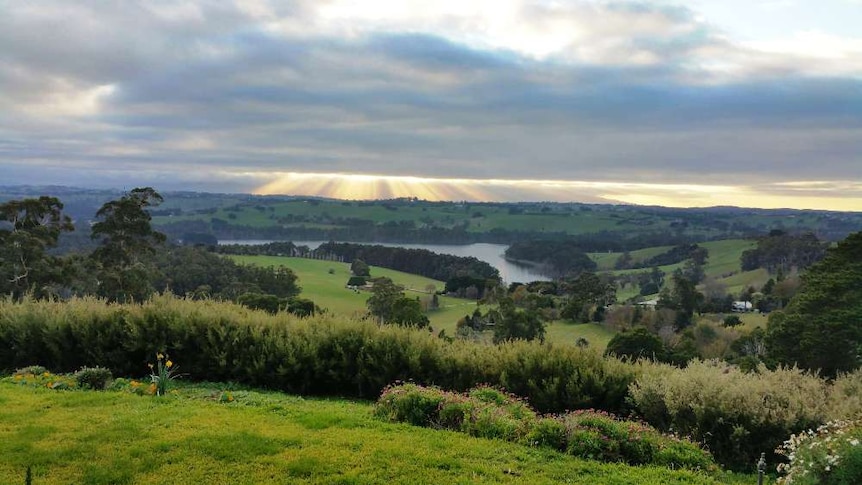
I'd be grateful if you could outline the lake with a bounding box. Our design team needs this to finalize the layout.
[219,240,548,283]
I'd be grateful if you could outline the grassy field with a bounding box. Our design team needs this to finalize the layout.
[589,245,674,271]
[228,255,477,333]
[544,322,617,350]
[0,382,751,484]
[595,239,762,299]
[153,198,764,238]
[152,195,854,242]
[600,240,755,278]
[229,255,621,348]
[154,199,677,235]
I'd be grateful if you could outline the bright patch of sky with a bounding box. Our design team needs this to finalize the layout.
[691,0,861,41]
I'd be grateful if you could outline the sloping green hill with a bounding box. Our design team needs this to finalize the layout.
[0,382,748,484]
[592,239,766,298]
[229,255,476,333]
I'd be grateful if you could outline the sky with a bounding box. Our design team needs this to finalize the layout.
[1,0,861,210]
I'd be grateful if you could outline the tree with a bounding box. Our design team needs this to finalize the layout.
[390,297,430,328]
[741,231,827,274]
[366,278,404,324]
[350,258,370,277]
[765,231,862,377]
[604,327,667,362]
[0,196,74,298]
[287,297,318,317]
[492,298,545,343]
[663,271,704,329]
[347,276,367,287]
[90,187,166,302]
[560,272,616,322]
[237,292,283,314]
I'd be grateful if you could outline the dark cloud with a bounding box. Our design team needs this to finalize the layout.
[0,0,860,209]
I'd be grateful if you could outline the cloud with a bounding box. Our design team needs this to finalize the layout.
[0,0,860,210]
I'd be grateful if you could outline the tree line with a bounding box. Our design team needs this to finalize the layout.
[0,189,303,311]
[315,242,501,283]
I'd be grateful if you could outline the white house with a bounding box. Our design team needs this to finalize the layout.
[732,301,753,312]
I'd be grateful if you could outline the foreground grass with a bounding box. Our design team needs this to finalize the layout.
[0,382,752,485]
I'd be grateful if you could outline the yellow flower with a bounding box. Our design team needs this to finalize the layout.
[166,360,173,369]
[157,353,165,360]
[43,372,51,377]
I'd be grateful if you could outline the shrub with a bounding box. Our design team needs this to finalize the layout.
[14,365,47,376]
[827,369,862,421]
[465,402,527,441]
[74,366,113,390]
[436,394,474,430]
[346,276,366,287]
[722,315,742,327]
[468,385,536,421]
[375,383,714,470]
[374,383,447,426]
[604,327,667,362]
[6,368,76,390]
[629,359,827,470]
[526,417,567,449]
[776,420,862,484]
[562,409,713,469]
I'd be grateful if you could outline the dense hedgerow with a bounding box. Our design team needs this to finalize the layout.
[629,360,834,471]
[375,383,715,470]
[0,295,634,413]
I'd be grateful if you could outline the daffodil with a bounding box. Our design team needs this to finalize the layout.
[157,353,164,360]
[166,360,173,369]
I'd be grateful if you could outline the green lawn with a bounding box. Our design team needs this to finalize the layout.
[0,382,750,484]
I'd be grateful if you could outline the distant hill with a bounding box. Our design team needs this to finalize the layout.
[3,186,861,250]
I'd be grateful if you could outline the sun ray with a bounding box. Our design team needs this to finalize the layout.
[252,172,862,211]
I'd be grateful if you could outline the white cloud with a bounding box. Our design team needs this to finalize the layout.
[745,31,862,72]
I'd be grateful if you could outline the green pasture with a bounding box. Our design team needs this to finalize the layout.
[600,239,762,299]
[0,382,749,484]
[228,255,473,331]
[152,199,737,237]
[589,245,674,271]
[699,239,758,278]
[544,322,616,350]
[715,269,770,296]
[601,239,754,278]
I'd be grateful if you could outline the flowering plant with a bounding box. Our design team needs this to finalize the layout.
[776,419,862,484]
[148,353,181,396]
